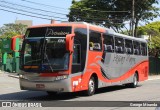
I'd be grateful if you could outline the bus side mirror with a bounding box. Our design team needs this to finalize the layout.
[66,34,75,53]
[11,35,24,52]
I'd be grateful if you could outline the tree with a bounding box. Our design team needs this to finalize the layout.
[137,21,160,57]
[148,36,160,57]
[0,23,27,39]
[0,23,27,59]
[137,21,160,36]
[67,0,159,36]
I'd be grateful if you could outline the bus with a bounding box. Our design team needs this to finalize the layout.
[11,22,148,96]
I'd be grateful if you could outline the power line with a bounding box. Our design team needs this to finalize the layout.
[0,7,128,25]
[0,1,131,22]
[0,1,131,25]
[0,8,57,21]
[71,7,129,13]
[0,0,131,21]
[0,8,130,29]
[0,0,68,15]
[21,0,68,11]
[0,4,67,20]
[21,0,129,13]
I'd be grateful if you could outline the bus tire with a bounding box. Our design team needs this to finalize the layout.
[131,73,138,88]
[85,76,96,96]
[126,73,138,88]
[46,91,57,96]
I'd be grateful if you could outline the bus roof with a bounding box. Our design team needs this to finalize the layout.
[111,32,147,43]
[28,22,147,43]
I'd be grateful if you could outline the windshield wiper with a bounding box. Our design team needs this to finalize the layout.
[25,59,41,64]
[40,31,54,72]
[44,52,54,72]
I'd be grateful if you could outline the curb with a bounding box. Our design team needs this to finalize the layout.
[8,74,19,79]
[147,77,160,81]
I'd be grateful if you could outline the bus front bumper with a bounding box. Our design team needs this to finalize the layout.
[19,77,72,92]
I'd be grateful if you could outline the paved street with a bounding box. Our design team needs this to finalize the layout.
[0,72,160,110]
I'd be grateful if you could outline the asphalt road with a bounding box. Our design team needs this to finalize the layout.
[0,73,160,110]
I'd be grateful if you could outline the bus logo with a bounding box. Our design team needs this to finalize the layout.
[58,39,65,43]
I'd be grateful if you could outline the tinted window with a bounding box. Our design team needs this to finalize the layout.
[73,44,81,64]
[103,35,114,52]
[89,30,102,51]
[73,28,87,72]
[141,43,147,56]
[115,37,124,53]
[133,41,141,55]
[125,39,133,54]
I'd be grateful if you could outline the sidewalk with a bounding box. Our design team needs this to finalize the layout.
[1,70,160,81]
[148,75,160,81]
[0,70,19,78]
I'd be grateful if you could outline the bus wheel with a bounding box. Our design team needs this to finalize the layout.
[85,77,96,96]
[46,91,57,96]
[126,74,138,88]
[131,73,138,88]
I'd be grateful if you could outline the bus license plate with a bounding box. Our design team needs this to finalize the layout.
[36,84,45,89]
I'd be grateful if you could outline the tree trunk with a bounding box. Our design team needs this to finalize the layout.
[134,18,139,37]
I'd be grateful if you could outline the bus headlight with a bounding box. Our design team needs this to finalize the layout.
[55,75,68,81]
[19,74,28,79]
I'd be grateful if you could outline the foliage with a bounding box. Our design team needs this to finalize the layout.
[137,21,160,57]
[0,23,27,39]
[148,36,160,57]
[68,0,159,36]
[137,21,160,36]
[0,49,2,59]
[0,23,27,59]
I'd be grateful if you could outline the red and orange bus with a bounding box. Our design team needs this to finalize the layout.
[11,22,148,96]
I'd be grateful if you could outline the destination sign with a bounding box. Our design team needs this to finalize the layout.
[27,27,71,37]
[46,29,70,37]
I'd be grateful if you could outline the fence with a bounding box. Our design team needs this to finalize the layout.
[0,60,2,70]
[149,57,160,75]
[0,58,19,73]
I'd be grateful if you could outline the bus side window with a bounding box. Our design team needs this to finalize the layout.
[89,30,102,51]
[125,39,133,54]
[72,44,81,64]
[141,43,147,56]
[133,41,140,55]
[103,35,114,52]
[115,37,124,54]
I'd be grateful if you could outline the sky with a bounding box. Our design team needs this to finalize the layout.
[0,0,72,27]
[0,0,159,27]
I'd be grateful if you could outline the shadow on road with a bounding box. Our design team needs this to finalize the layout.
[0,85,142,101]
[95,85,141,95]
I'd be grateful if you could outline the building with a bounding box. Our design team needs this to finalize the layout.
[15,20,32,27]
[139,35,149,41]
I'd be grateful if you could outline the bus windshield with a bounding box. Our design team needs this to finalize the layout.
[22,38,69,71]
[20,26,71,72]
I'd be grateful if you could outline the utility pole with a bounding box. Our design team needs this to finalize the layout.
[131,0,135,37]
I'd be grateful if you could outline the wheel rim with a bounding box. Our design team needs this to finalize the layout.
[134,75,138,86]
[89,79,95,93]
